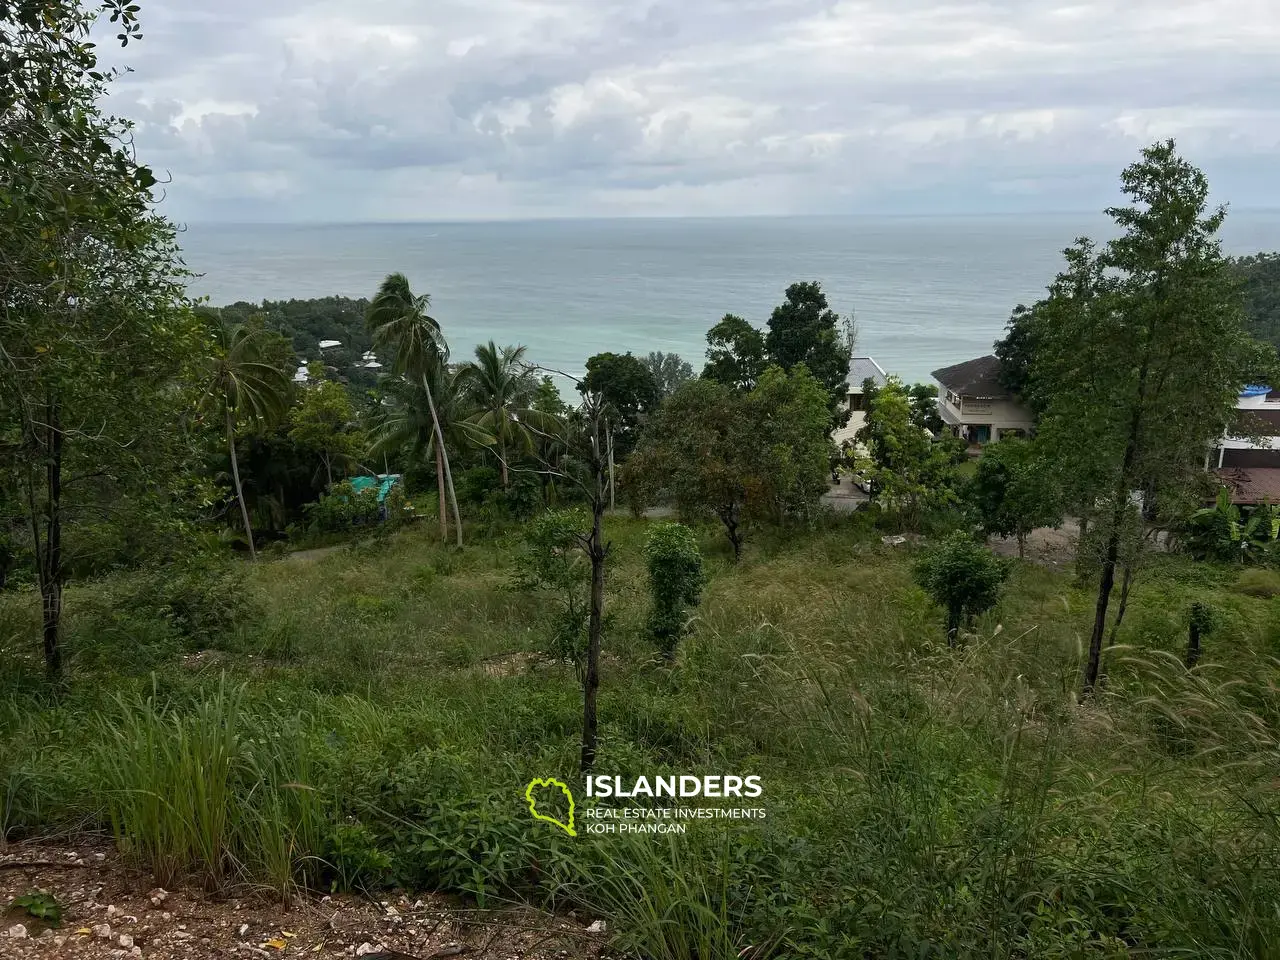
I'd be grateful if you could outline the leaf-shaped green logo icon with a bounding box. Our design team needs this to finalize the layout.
[525,777,577,836]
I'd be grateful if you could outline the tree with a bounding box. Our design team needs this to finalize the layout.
[913,533,1009,645]
[857,378,962,529]
[367,365,489,537]
[907,383,945,435]
[643,522,705,657]
[968,438,1062,558]
[0,1,199,675]
[580,352,658,453]
[201,323,292,559]
[288,379,362,488]
[459,341,538,487]
[643,352,695,398]
[1026,141,1276,696]
[702,314,766,391]
[517,385,614,771]
[624,367,833,560]
[764,282,852,421]
[366,273,463,546]
[1230,252,1280,348]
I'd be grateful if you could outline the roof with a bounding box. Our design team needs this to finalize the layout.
[848,356,888,392]
[931,355,1009,398]
[1212,467,1280,505]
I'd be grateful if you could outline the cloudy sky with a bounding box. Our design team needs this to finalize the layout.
[100,0,1280,222]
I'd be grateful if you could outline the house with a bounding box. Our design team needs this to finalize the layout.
[931,355,1034,449]
[1209,386,1280,504]
[833,356,889,447]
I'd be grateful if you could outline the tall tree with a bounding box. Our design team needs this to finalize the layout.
[288,379,362,488]
[764,282,852,421]
[0,1,198,676]
[702,314,766,391]
[642,351,695,398]
[201,323,292,559]
[856,378,962,529]
[518,379,614,771]
[579,351,658,454]
[968,437,1062,558]
[459,341,538,487]
[1229,252,1280,348]
[1028,141,1275,696]
[366,273,463,547]
[368,365,486,539]
[624,367,834,559]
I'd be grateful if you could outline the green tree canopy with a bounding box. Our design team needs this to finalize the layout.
[702,314,766,391]
[580,351,659,454]
[764,281,852,420]
[967,438,1062,558]
[1024,140,1277,694]
[913,532,1009,645]
[643,351,695,398]
[856,378,962,529]
[623,366,834,559]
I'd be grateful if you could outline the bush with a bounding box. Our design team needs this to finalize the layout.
[643,522,705,656]
[304,480,406,534]
[1236,567,1280,599]
[73,555,258,668]
[912,532,1009,645]
[455,467,502,507]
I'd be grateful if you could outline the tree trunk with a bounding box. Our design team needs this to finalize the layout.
[1186,619,1202,669]
[946,606,961,648]
[719,504,743,561]
[607,427,615,513]
[324,452,333,489]
[500,440,509,488]
[1017,531,1026,560]
[580,416,608,773]
[434,442,448,541]
[421,376,463,548]
[1105,562,1135,650]
[39,399,64,678]
[226,409,256,561]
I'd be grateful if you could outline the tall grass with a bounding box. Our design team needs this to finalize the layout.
[94,676,326,896]
[1,521,1280,954]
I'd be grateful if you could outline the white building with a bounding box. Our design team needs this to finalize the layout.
[1210,386,1280,504]
[932,355,1035,449]
[833,356,889,447]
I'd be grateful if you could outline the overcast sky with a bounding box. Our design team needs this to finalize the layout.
[100,0,1280,222]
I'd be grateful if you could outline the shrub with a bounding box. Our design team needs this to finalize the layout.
[912,532,1009,645]
[304,480,406,534]
[643,522,705,656]
[513,509,589,667]
[455,466,503,506]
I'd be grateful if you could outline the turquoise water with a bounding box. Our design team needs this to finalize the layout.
[179,213,1280,385]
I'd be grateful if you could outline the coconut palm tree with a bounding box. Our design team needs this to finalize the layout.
[458,341,540,486]
[368,366,492,538]
[201,322,291,560]
[366,273,463,546]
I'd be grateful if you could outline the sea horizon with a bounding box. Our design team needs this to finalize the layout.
[179,211,1280,385]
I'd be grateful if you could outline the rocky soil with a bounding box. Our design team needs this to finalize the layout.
[0,842,605,960]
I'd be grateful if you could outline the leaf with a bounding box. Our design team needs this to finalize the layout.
[263,938,288,949]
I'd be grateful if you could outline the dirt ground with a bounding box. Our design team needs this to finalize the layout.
[988,519,1081,568]
[0,842,605,960]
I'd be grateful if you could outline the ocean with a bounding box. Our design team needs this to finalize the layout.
[179,213,1280,385]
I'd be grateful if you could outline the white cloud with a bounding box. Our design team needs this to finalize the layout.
[96,0,1280,220]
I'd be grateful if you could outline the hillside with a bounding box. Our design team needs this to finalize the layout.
[2,517,1278,956]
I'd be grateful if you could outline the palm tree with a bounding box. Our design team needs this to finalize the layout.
[366,273,463,546]
[201,322,291,560]
[459,341,539,486]
[368,366,491,537]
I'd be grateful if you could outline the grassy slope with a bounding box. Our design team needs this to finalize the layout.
[2,518,1280,957]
